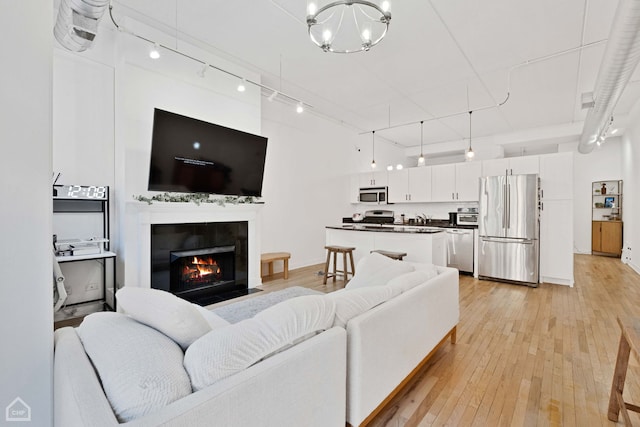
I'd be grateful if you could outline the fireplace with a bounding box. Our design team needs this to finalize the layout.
[170,245,235,294]
[151,221,253,305]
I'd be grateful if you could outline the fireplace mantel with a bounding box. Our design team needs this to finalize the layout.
[122,201,263,292]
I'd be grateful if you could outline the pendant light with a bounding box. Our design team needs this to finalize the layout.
[418,120,425,165]
[465,110,475,161]
[371,131,377,169]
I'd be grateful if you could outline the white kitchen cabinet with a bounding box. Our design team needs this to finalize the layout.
[359,170,388,188]
[539,152,573,200]
[431,164,456,201]
[388,167,432,203]
[539,199,574,286]
[482,158,509,177]
[482,156,539,177]
[432,162,481,202]
[455,162,482,201]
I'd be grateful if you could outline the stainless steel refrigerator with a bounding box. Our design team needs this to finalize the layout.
[478,174,540,286]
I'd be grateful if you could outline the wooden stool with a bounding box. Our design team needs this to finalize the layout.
[608,316,640,425]
[323,245,356,284]
[371,249,407,260]
[261,252,291,280]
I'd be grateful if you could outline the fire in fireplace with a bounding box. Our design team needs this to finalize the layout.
[170,245,235,296]
[151,221,250,305]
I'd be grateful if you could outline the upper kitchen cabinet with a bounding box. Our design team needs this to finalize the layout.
[539,152,573,200]
[388,167,432,203]
[482,156,539,177]
[358,170,388,188]
[456,162,482,201]
[432,162,481,202]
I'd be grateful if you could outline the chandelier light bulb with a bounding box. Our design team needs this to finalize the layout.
[381,0,391,12]
[296,103,304,114]
[361,28,371,42]
[149,43,160,59]
[307,2,317,15]
[396,164,403,170]
[387,165,393,171]
[322,29,333,43]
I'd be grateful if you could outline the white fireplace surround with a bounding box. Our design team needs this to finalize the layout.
[122,201,263,292]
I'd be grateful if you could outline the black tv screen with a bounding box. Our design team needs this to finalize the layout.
[148,108,268,197]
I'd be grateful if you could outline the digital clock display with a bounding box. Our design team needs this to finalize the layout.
[55,185,108,200]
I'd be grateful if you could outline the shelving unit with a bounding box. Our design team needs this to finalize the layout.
[592,180,623,257]
[53,185,116,325]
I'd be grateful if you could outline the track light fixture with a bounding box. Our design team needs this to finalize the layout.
[149,43,160,59]
[371,131,377,169]
[465,110,475,161]
[237,78,246,92]
[418,120,425,165]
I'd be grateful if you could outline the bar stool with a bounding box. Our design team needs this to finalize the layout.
[323,245,356,284]
[371,249,407,261]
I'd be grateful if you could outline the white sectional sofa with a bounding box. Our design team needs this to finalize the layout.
[53,253,459,426]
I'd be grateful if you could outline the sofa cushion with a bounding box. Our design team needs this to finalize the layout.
[77,312,192,423]
[345,252,415,290]
[325,286,396,328]
[386,268,438,294]
[193,304,231,329]
[184,295,335,391]
[116,287,211,350]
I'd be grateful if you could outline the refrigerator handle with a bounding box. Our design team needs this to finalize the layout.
[503,183,507,229]
[506,183,511,229]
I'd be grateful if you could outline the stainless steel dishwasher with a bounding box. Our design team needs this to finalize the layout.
[446,228,474,274]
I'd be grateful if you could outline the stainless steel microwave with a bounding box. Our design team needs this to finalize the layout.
[359,187,388,204]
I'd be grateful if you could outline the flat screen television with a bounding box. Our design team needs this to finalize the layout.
[148,108,268,197]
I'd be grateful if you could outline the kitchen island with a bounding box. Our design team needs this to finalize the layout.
[325,224,447,267]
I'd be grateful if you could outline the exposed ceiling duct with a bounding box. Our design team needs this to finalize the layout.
[54,0,109,52]
[578,0,640,154]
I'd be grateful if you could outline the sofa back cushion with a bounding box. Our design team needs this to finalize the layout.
[345,252,415,290]
[386,268,438,294]
[116,287,212,350]
[184,295,336,391]
[77,312,192,423]
[325,286,397,328]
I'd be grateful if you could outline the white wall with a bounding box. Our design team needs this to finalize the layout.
[571,139,623,253]
[0,2,53,424]
[260,102,364,268]
[622,102,640,273]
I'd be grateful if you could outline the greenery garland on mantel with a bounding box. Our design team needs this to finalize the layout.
[133,193,260,206]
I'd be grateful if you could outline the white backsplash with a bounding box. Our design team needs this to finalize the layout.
[352,201,478,222]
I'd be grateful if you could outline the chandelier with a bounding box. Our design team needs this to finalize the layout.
[306,1,392,53]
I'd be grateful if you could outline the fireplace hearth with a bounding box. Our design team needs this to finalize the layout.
[151,221,252,305]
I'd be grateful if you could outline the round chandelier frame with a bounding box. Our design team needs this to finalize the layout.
[306,1,392,53]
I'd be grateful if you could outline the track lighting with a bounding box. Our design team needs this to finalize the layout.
[371,131,376,169]
[197,63,208,78]
[268,90,278,102]
[149,43,160,59]
[237,79,246,92]
[465,111,475,161]
[296,103,304,114]
[418,120,425,165]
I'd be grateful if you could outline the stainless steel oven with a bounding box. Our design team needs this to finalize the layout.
[358,187,388,204]
[456,207,478,226]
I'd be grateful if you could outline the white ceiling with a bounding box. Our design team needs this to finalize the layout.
[111,0,640,150]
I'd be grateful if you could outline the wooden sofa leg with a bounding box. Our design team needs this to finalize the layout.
[450,326,457,344]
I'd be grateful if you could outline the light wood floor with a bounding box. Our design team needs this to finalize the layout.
[259,254,640,426]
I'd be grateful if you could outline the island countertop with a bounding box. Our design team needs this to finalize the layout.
[326,224,446,234]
